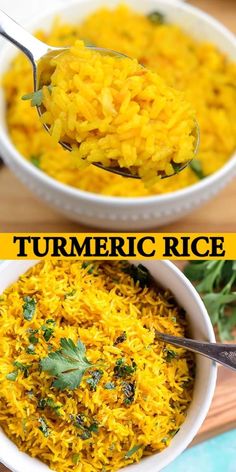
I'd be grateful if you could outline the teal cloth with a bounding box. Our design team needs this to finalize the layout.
[164,429,236,472]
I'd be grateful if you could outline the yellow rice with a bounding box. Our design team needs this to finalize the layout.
[3,5,236,196]
[0,261,194,472]
[39,41,196,185]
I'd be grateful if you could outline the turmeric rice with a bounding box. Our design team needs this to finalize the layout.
[3,4,236,196]
[0,261,194,472]
[38,41,196,185]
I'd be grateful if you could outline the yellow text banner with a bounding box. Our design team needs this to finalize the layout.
[0,233,235,260]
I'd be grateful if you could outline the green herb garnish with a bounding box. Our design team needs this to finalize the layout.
[147,11,165,25]
[114,358,137,379]
[82,262,94,274]
[38,417,50,437]
[104,382,116,390]
[6,370,18,381]
[114,331,127,346]
[28,328,39,345]
[124,445,142,459]
[6,361,30,381]
[65,289,76,299]
[22,85,52,107]
[184,261,236,340]
[22,89,43,107]
[40,338,95,390]
[122,381,136,405]
[171,162,182,174]
[71,414,99,440]
[86,369,103,391]
[190,160,205,180]
[72,454,80,465]
[26,344,36,355]
[123,264,151,288]
[42,319,56,342]
[30,155,41,168]
[23,296,36,321]
[38,397,62,415]
[164,348,178,362]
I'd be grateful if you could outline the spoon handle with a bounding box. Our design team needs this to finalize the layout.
[0,9,48,64]
[155,331,236,371]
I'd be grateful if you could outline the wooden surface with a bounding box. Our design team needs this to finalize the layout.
[0,0,236,232]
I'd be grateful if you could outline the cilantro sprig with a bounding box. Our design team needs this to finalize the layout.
[184,261,236,340]
[40,338,95,390]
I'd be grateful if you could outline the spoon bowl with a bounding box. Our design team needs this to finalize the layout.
[0,9,199,180]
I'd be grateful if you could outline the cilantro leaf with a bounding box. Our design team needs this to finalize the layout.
[38,417,50,437]
[114,358,137,379]
[123,264,151,288]
[38,397,62,415]
[6,370,18,381]
[22,89,43,107]
[40,338,94,390]
[30,155,41,168]
[147,11,165,24]
[164,348,178,363]
[42,319,56,342]
[6,361,30,381]
[124,444,142,459]
[23,296,36,321]
[104,382,116,390]
[184,261,236,341]
[86,369,103,391]
[190,160,205,180]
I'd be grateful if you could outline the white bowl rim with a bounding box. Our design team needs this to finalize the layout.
[0,259,217,472]
[0,0,235,206]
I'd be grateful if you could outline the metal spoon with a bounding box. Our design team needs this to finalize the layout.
[155,331,236,371]
[0,9,200,179]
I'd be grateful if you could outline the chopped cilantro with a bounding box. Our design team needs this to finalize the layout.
[123,264,151,288]
[147,11,165,24]
[40,338,95,390]
[71,414,99,440]
[28,328,39,345]
[86,369,103,391]
[42,319,55,342]
[164,348,178,362]
[23,296,36,321]
[114,358,137,379]
[22,85,52,107]
[6,370,18,381]
[22,89,43,107]
[104,382,116,390]
[124,444,142,459]
[114,331,127,346]
[82,262,94,274]
[72,454,80,465]
[38,397,62,415]
[122,381,136,405]
[190,160,205,180]
[38,417,50,437]
[65,289,76,299]
[26,344,36,355]
[30,155,41,168]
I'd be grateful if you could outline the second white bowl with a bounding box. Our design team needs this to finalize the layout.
[0,260,216,472]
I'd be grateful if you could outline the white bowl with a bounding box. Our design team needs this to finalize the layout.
[0,0,235,230]
[0,260,217,472]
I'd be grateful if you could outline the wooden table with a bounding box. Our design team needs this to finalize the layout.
[0,0,236,232]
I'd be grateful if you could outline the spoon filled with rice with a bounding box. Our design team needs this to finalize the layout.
[0,9,199,186]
